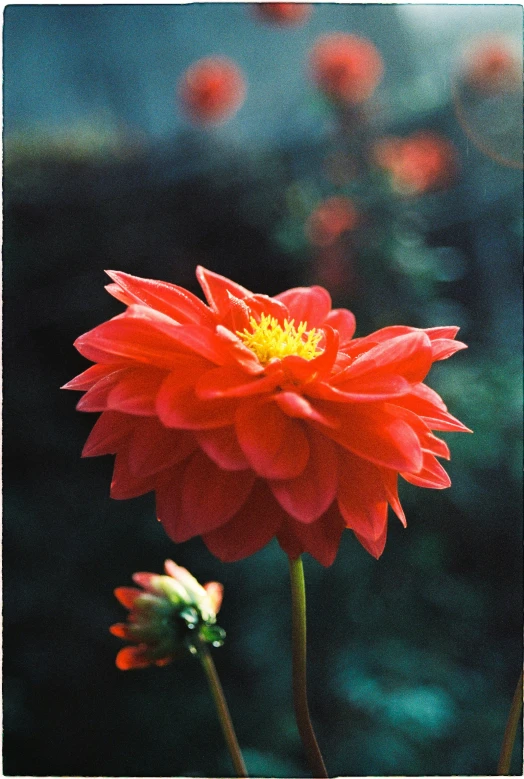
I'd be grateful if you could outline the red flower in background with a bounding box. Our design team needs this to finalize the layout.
[309,33,383,104]
[253,3,312,26]
[65,267,469,566]
[306,196,359,247]
[373,132,458,195]
[463,37,521,94]
[178,57,246,125]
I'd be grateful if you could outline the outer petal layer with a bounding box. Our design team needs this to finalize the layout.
[269,429,338,523]
[235,401,310,479]
[203,482,287,562]
[157,451,255,542]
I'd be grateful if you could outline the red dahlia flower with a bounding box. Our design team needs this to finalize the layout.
[306,196,359,247]
[253,3,312,26]
[309,33,384,104]
[463,37,521,94]
[373,132,458,195]
[64,267,470,565]
[178,57,246,125]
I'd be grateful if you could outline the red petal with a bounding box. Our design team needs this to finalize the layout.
[109,623,134,639]
[335,331,433,385]
[131,572,158,591]
[158,451,255,542]
[357,325,414,344]
[62,363,124,391]
[107,368,167,415]
[74,311,184,368]
[396,384,472,433]
[321,403,423,473]
[110,448,163,499]
[214,326,265,374]
[274,391,339,427]
[106,270,215,326]
[128,419,197,477]
[337,451,389,555]
[357,325,466,365]
[269,429,338,523]
[82,411,134,457]
[222,292,251,332]
[379,467,406,526]
[401,453,451,489]
[195,365,279,400]
[76,369,130,412]
[157,370,239,430]
[76,306,226,367]
[114,586,142,609]
[429,338,468,361]
[195,426,250,470]
[203,482,286,562]
[115,646,152,670]
[353,522,388,559]
[306,374,412,403]
[324,308,356,345]
[245,293,290,323]
[276,502,345,567]
[274,285,332,328]
[105,282,135,306]
[235,400,310,479]
[196,266,253,315]
[423,326,460,340]
[385,404,450,459]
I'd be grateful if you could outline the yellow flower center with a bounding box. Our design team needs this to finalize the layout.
[237,314,323,365]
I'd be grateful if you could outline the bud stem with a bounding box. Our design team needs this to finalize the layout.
[288,555,329,778]
[497,668,523,775]
[198,643,248,778]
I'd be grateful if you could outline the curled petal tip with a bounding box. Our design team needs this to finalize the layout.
[204,581,224,614]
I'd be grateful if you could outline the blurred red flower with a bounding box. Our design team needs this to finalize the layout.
[253,3,312,26]
[178,57,246,125]
[463,37,521,94]
[306,196,358,247]
[111,559,224,670]
[309,33,383,104]
[373,132,458,195]
[65,267,469,565]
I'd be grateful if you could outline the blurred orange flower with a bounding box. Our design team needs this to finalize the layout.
[306,196,358,247]
[253,3,312,26]
[309,33,383,104]
[178,57,246,125]
[111,559,224,670]
[65,267,469,565]
[373,132,458,195]
[463,37,521,94]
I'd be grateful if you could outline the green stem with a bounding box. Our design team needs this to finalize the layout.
[497,669,523,775]
[199,643,248,778]
[289,555,329,778]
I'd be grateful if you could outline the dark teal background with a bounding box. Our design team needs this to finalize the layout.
[3,4,522,776]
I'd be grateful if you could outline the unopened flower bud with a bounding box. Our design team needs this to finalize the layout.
[110,560,225,670]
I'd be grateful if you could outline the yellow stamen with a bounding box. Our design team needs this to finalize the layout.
[237,314,323,365]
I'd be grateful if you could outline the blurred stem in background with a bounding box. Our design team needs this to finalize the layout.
[198,642,248,777]
[497,668,523,775]
[289,555,329,778]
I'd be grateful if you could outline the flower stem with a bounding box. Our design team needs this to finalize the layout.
[288,555,329,778]
[497,668,523,775]
[199,643,248,778]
